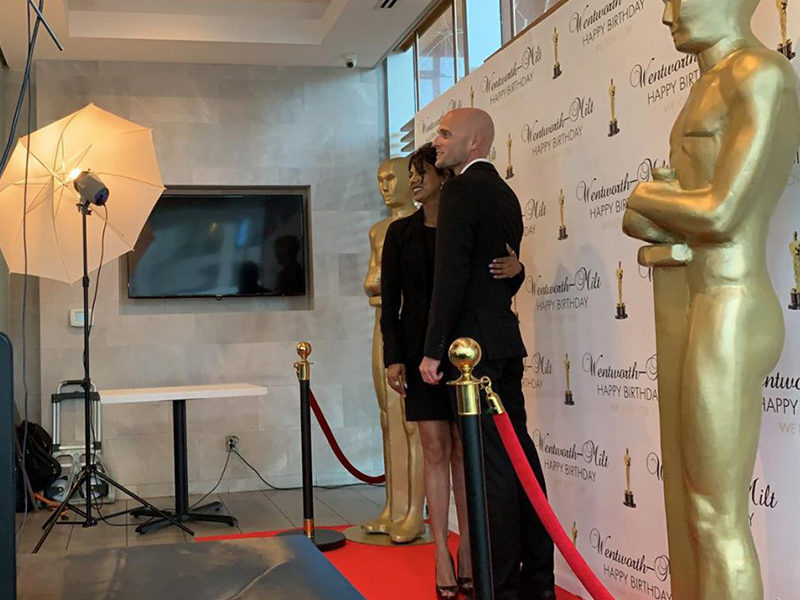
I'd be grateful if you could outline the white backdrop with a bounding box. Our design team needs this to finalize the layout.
[415,2,800,599]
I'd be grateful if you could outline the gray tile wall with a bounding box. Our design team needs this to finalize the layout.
[33,60,390,498]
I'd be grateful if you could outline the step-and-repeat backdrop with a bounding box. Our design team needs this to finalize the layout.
[415,1,800,599]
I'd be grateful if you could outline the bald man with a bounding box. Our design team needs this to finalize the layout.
[420,109,555,600]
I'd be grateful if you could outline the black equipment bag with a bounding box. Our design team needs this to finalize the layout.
[16,420,61,509]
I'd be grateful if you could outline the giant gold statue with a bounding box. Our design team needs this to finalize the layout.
[362,157,425,543]
[622,0,800,598]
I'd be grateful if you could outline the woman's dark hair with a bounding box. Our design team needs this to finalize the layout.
[408,143,454,181]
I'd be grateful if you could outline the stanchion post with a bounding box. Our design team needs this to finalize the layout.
[448,338,494,600]
[277,341,346,551]
[295,341,315,539]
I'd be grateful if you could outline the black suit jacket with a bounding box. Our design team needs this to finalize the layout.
[424,161,527,362]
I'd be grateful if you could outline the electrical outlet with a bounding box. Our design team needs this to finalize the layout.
[225,435,239,452]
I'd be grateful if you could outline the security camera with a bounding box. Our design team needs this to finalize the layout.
[344,54,358,69]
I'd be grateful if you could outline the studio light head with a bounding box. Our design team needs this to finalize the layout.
[73,170,109,206]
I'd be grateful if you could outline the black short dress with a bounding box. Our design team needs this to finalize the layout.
[403,225,452,422]
[380,213,454,423]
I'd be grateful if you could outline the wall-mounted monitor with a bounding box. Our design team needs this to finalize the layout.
[127,186,309,299]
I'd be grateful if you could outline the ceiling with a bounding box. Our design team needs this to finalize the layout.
[0,0,434,69]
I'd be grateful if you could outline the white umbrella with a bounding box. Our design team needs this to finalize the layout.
[0,103,164,283]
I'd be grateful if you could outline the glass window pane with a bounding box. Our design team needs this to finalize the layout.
[466,0,502,72]
[455,1,467,80]
[417,7,456,107]
[386,48,416,157]
[513,0,551,34]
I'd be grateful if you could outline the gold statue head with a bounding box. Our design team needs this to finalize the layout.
[662,0,758,54]
[296,341,312,359]
[377,157,414,210]
[449,337,482,373]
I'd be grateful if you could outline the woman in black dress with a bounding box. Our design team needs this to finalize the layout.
[380,143,523,599]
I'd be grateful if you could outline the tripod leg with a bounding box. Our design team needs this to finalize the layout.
[13,428,37,513]
[33,469,89,553]
[93,470,194,536]
[40,468,87,530]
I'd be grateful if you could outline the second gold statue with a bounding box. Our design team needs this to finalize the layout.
[622,0,800,598]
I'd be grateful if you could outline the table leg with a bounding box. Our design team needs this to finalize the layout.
[132,399,238,535]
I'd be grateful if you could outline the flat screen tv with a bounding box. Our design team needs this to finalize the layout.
[127,186,309,299]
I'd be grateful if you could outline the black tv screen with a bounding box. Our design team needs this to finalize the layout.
[127,187,308,299]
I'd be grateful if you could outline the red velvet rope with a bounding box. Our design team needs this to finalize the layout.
[308,389,386,484]
[493,412,615,600]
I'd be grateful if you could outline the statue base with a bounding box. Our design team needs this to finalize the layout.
[608,119,619,137]
[790,290,800,310]
[558,225,568,240]
[553,63,562,79]
[564,390,574,406]
[506,166,514,179]
[624,490,636,508]
[616,303,628,319]
[779,41,796,60]
[344,524,433,547]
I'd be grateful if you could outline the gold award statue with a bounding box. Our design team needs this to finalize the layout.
[563,353,574,406]
[622,0,800,598]
[608,78,620,137]
[571,521,578,545]
[615,261,628,319]
[557,188,568,240]
[553,26,562,79]
[778,0,796,59]
[506,133,514,179]
[361,157,426,543]
[623,448,636,508]
[469,85,475,108]
[789,231,800,309]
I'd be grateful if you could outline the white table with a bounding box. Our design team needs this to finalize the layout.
[100,383,267,534]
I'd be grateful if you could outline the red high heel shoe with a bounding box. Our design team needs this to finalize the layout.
[436,555,459,600]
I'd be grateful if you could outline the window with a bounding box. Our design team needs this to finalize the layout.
[465,0,502,71]
[417,8,456,108]
[386,48,416,157]
[511,0,552,35]
[384,0,506,150]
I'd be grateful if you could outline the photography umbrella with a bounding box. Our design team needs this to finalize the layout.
[0,103,193,548]
[0,103,164,283]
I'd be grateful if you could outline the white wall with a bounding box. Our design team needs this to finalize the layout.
[33,60,389,498]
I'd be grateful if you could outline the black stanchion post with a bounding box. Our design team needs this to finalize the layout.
[277,342,345,552]
[297,342,315,539]
[448,338,494,600]
[0,334,16,600]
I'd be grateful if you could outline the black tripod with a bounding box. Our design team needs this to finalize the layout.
[33,183,192,552]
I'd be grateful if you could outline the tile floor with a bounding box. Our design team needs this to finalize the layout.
[15,485,386,555]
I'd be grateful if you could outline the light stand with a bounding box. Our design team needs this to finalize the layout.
[33,174,192,552]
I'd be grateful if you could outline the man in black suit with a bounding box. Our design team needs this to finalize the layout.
[420,108,555,600]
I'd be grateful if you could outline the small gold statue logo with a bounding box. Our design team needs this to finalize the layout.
[615,261,628,319]
[553,27,563,79]
[608,78,620,137]
[778,0,796,59]
[557,188,568,240]
[506,133,514,179]
[571,521,578,545]
[790,231,800,309]
[564,353,574,406]
[623,448,637,508]
[469,85,475,108]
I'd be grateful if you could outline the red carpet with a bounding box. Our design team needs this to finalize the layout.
[196,527,582,600]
